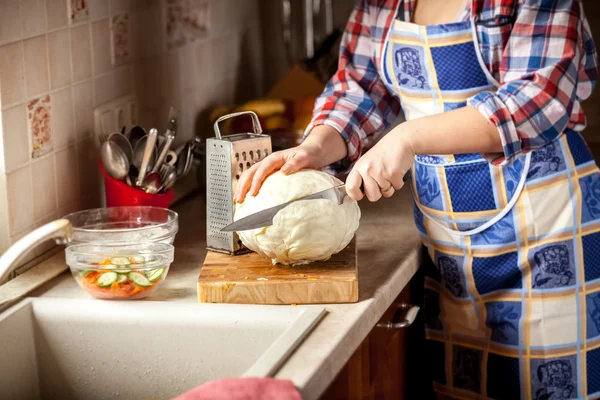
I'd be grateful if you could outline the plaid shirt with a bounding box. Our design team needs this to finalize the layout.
[306,0,598,170]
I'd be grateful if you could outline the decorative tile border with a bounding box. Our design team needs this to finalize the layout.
[166,0,209,50]
[111,13,129,66]
[28,95,52,159]
[70,0,90,23]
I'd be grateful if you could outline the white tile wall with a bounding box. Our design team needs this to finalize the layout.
[48,28,72,90]
[0,42,25,106]
[46,0,69,30]
[71,23,92,82]
[23,35,49,98]
[51,87,75,148]
[21,0,47,37]
[2,104,28,172]
[0,0,22,44]
[31,155,56,220]
[0,0,264,273]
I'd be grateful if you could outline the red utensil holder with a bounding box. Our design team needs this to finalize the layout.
[99,159,174,208]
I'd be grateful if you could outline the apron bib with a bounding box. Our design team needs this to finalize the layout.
[381,9,600,400]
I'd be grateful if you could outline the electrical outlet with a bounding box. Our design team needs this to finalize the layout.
[93,94,138,147]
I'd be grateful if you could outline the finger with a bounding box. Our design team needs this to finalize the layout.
[281,153,308,175]
[361,174,382,202]
[388,170,407,191]
[369,171,395,198]
[234,163,260,203]
[346,169,364,201]
[249,154,287,196]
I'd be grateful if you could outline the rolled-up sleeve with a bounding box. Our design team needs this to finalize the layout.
[304,0,400,174]
[468,0,598,166]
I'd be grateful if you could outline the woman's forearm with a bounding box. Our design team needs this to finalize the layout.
[397,106,503,155]
[302,125,348,168]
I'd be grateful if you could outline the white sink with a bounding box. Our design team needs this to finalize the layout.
[0,298,325,400]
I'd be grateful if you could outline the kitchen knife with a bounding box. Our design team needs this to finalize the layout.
[221,184,348,232]
[221,172,410,232]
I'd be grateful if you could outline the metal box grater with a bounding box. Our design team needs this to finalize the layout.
[206,111,272,254]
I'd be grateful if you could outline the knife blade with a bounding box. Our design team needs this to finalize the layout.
[221,171,410,233]
[221,184,347,232]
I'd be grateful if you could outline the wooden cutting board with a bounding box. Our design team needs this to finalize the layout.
[197,239,358,304]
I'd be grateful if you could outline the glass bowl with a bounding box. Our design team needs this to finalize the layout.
[63,206,178,245]
[65,243,174,300]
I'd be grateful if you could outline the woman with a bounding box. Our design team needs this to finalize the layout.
[236,0,598,398]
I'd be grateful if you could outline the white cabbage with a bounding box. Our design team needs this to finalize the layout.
[235,170,361,265]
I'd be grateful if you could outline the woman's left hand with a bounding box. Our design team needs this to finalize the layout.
[346,129,414,202]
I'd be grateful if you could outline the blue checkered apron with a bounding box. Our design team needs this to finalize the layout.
[381,14,600,400]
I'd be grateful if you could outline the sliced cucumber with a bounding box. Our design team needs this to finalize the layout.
[116,274,128,284]
[78,270,92,278]
[146,268,165,282]
[130,256,146,264]
[129,271,150,287]
[114,269,130,274]
[110,256,131,266]
[96,272,118,287]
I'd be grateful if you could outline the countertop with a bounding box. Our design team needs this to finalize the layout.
[26,189,422,400]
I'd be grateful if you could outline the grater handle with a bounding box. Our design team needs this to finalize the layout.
[213,111,263,140]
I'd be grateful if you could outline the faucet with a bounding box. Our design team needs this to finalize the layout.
[0,219,72,283]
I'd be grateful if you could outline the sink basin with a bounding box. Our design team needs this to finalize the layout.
[0,298,325,400]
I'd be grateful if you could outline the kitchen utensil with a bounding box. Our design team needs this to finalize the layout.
[128,165,139,186]
[206,111,272,255]
[221,184,347,233]
[132,136,152,173]
[177,141,195,178]
[128,125,147,149]
[99,161,175,208]
[198,238,358,304]
[143,172,162,194]
[159,169,177,192]
[151,107,179,174]
[100,140,129,180]
[164,150,178,167]
[136,128,158,187]
[63,206,178,245]
[66,242,174,300]
[108,131,133,161]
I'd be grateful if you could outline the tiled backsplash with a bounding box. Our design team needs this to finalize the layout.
[0,0,263,269]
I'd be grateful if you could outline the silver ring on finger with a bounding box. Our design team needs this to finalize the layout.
[381,185,394,195]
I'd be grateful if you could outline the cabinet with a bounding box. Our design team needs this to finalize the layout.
[321,266,431,400]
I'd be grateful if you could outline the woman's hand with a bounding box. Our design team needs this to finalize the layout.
[234,125,347,203]
[346,129,415,202]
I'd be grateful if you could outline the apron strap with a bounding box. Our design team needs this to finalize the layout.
[415,153,531,237]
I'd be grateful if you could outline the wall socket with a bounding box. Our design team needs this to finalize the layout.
[93,94,139,147]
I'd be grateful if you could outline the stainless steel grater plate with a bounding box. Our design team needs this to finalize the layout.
[206,111,272,254]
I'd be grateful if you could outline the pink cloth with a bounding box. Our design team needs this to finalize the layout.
[171,378,302,400]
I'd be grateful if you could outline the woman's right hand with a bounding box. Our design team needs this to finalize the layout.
[233,125,347,203]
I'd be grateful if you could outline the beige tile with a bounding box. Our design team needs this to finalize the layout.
[94,66,131,106]
[31,154,57,220]
[2,104,29,172]
[193,39,213,89]
[51,87,75,148]
[82,194,102,210]
[46,0,68,30]
[23,34,49,98]
[6,165,34,235]
[55,145,80,206]
[89,0,109,20]
[0,42,25,106]
[72,80,93,139]
[92,18,111,75]
[33,211,59,256]
[57,200,81,218]
[70,23,92,82]
[77,136,100,197]
[109,0,129,15]
[28,95,53,158]
[48,28,72,89]
[178,45,195,94]
[0,0,22,43]
[21,0,47,37]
